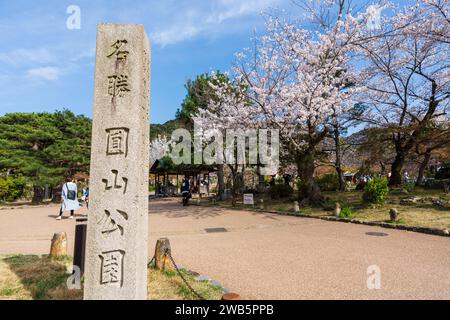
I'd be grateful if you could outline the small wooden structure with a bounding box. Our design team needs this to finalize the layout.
[150,159,217,197]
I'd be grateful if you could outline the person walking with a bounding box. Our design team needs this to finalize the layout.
[181,177,191,206]
[56,176,80,220]
[84,187,90,209]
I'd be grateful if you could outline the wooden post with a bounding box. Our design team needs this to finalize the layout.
[222,292,241,300]
[50,232,67,258]
[154,238,174,271]
[390,208,399,222]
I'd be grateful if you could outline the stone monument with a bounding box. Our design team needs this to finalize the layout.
[84,24,150,300]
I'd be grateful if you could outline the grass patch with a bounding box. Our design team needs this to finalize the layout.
[0,255,223,300]
[207,189,450,230]
[149,268,223,300]
[0,254,80,300]
[385,218,406,225]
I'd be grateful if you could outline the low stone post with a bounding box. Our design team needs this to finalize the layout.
[294,201,300,213]
[389,208,399,222]
[154,238,174,271]
[334,202,341,217]
[259,199,264,210]
[50,232,67,258]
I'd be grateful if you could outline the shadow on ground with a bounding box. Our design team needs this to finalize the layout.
[2,254,81,300]
[150,198,223,219]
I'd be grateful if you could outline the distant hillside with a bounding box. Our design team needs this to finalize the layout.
[150,119,187,140]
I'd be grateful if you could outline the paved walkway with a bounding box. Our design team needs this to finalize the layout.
[1,198,449,299]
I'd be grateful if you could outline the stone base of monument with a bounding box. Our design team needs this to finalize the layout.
[50,232,67,257]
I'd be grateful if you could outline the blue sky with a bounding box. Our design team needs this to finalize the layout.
[0,0,410,124]
[0,0,300,124]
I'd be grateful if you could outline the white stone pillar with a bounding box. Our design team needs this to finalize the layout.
[84,24,150,300]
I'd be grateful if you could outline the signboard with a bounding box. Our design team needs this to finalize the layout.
[243,193,254,205]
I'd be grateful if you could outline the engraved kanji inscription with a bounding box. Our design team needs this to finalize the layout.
[97,209,129,236]
[102,169,128,194]
[108,74,130,98]
[106,128,129,157]
[99,250,125,286]
[107,40,129,62]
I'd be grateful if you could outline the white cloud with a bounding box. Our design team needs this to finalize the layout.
[71,47,96,62]
[151,0,283,46]
[0,48,53,66]
[26,67,60,81]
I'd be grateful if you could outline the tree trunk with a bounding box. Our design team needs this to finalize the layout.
[296,152,323,205]
[416,151,431,186]
[257,165,265,194]
[333,127,346,191]
[380,162,386,176]
[52,185,62,203]
[32,186,45,204]
[389,151,406,186]
[217,164,225,201]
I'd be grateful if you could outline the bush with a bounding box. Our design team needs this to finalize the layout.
[362,177,389,204]
[315,173,340,192]
[269,184,293,199]
[0,177,26,202]
[436,164,450,180]
[339,207,354,219]
[402,181,415,192]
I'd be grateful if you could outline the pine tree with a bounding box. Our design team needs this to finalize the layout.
[0,110,91,203]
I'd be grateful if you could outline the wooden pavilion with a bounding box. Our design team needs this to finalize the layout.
[150,159,217,196]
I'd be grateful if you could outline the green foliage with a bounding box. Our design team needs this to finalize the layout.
[339,207,354,219]
[176,71,230,124]
[269,184,293,199]
[402,181,416,192]
[0,176,26,202]
[275,176,285,185]
[150,119,186,141]
[363,177,390,204]
[436,163,450,180]
[0,110,91,195]
[264,176,272,186]
[315,173,340,191]
[295,178,303,191]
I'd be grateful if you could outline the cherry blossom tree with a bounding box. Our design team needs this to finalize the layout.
[356,0,450,185]
[230,9,369,204]
[149,135,171,166]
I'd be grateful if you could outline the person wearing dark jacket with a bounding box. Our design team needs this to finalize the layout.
[181,177,190,206]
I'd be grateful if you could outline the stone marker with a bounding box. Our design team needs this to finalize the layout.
[259,199,264,210]
[334,202,341,217]
[84,24,151,300]
[50,232,67,258]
